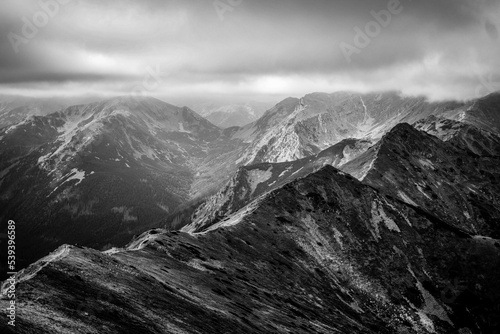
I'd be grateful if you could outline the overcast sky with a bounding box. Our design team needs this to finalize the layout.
[1,0,499,103]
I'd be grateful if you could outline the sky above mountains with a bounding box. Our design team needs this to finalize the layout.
[0,0,499,103]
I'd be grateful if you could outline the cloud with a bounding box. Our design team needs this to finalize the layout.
[0,0,499,102]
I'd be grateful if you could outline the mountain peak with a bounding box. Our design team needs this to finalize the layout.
[101,95,178,112]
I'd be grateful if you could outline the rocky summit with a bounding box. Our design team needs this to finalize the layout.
[1,91,499,334]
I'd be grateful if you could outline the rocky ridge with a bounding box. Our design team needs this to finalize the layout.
[2,165,499,333]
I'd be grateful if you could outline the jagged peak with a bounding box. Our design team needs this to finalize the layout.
[379,122,424,142]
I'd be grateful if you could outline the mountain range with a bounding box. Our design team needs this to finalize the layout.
[1,91,500,333]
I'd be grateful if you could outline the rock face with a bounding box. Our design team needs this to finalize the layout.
[2,166,499,334]
[232,91,465,165]
[342,123,500,238]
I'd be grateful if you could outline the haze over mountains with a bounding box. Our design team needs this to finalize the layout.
[0,95,103,129]
[188,101,272,128]
[1,90,500,333]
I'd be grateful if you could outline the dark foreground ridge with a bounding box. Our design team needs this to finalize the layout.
[1,165,499,333]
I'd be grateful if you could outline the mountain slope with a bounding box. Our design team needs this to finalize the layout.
[0,96,239,270]
[414,115,500,157]
[0,95,98,129]
[2,165,499,333]
[231,91,465,165]
[342,123,500,238]
[184,138,372,233]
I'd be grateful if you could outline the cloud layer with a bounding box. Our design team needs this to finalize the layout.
[1,0,499,102]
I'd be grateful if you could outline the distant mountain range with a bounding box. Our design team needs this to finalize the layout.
[188,101,272,128]
[1,91,500,333]
[0,95,101,129]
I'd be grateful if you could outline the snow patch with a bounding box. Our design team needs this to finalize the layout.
[178,122,190,133]
[157,203,170,213]
[371,200,400,237]
[398,191,418,206]
[418,159,435,170]
[332,227,344,249]
[278,166,292,177]
[65,168,86,186]
[357,96,376,135]
[247,167,273,196]
[186,259,209,271]
[109,109,131,118]
[290,166,303,176]
[103,247,123,255]
[407,265,453,328]
[416,184,432,200]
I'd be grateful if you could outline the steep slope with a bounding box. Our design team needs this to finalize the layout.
[2,166,499,333]
[0,96,238,270]
[184,138,372,233]
[342,123,500,238]
[456,92,500,134]
[232,91,464,165]
[229,91,500,166]
[414,115,500,156]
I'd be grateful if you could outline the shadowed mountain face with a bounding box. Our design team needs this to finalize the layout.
[342,123,500,238]
[414,115,500,157]
[0,97,241,269]
[2,166,499,333]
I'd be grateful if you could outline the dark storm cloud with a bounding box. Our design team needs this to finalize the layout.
[0,0,499,100]
[0,70,136,84]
